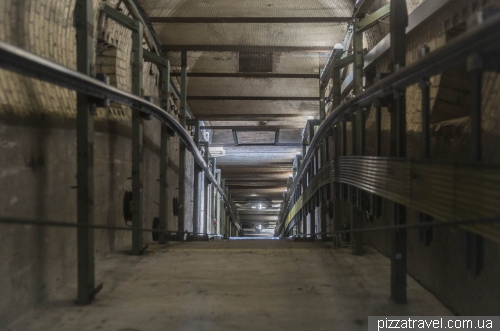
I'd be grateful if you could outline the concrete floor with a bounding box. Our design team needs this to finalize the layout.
[6,240,451,331]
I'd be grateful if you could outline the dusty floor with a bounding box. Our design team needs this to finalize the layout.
[6,240,451,331]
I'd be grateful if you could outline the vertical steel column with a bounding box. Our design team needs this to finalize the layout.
[351,21,365,256]
[309,201,316,240]
[320,198,328,241]
[468,54,483,163]
[159,62,171,244]
[202,143,210,235]
[375,99,382,156]
[131,22,144,255]
[302,204,307,236]
[333,123,343,241]
[178,51,188,234]
[419,47,430,160]
[210,158,217,233]
[319,87,326,120]
[390,0,408,304]
[216,170,221,235]
[192,121,201,234]
[75,0,98,305]
[332,67,342,109]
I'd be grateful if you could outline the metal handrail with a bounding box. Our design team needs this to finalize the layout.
[278,12,500,233]
[0,40,241,231]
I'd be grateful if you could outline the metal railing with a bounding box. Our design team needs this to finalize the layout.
[0,40,241,231]
[277,11,500,235]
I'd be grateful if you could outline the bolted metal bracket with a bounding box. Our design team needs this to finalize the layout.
[89,73,110,109]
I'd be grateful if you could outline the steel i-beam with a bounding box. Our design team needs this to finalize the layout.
[216,169,221,235]
[75,0,101,305]
[178,51,188,237]
[190,119,201,235]
[390,0,408,304]
[131,23,145,255]
[159,61,171,244]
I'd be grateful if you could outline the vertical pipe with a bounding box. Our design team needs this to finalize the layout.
[178,51,187,236]
[75,0,96,305]
[159,62,171,244]
[131,23,144,255]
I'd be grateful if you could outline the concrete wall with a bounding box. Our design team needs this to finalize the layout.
[0,0,195,327]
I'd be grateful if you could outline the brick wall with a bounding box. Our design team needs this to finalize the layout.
[0,0,192,326]
[358,0,500,315]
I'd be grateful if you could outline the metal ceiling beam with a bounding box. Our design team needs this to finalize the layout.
[150,17,352,23]
[228,186,286,190]
[364,0,454,70]
[196,114,315,121]
[201,125,299,131]
[211,143,301,147]
[187,96,319,101]
[356,4,390,33]
[162,45,333,52]
[353,0,377,18]
[170,72,319,78]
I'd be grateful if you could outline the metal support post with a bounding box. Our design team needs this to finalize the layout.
[190,120,201,234]
[209,158,217,234]
[320,198,328,241]
[390,0,408,304]
[302,208,307,235]
[131,22,145,255]
[309,202,316,240]
[375,99,382,156]
[467,53,483,163]
[319,87,326,120]
[353,19,364,96]
[352,20,365,255]
[419,47,430,160]
[178,51,188,234]
[332,67,342,109]
[333,123,343,244]
[201,143,210,235]
[216,170,221,235]
[159,62,171,244]
[75,0,101,305]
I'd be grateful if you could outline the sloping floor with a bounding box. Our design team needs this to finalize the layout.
[6,240,451,331]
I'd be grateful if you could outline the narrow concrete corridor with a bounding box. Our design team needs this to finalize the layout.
[6,240,450,331]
